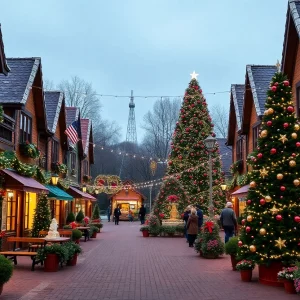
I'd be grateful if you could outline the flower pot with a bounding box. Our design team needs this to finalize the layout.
[230,255,238,271]
[142,231,149,237]
[284,280,296,294]
[44,254,59,272]
[91,232,97,238]
[258,262,284,287]
[67,254,77,266]
[240,269,252,282]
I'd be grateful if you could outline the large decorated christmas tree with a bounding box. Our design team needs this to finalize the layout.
[238,71,300,264]
[165,72,225,215]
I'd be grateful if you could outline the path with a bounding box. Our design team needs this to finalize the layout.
[2,222,298,300]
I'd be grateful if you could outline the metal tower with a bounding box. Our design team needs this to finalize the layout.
[119,90,137,177]
[125,90,137,145]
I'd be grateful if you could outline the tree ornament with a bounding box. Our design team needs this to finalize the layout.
[294,124,300,131]
[277,173,284,180]
[292,133,298,139]
[270,205,279,215]
[246,199,252,205]
[293,179,300,186]
[283,80,290,86]
[294,216,300,223]
[287,106,294,113]
[297,142,300,147]
[246,226,251,233]
[276,214,282,221]
[259,167,269,178]
[266,121,272,126]
[280,186,286,191]
[260,130,268,138]
[270,148,277,154]
[249,245,256,252]
[283,123,289,129]
[238,241,243,247]
[241,219,246,225]
[268,108,274,114]
[257,153,263,159]
[275,237,286,249]
[260,199,266,205]
[264,110,269,115]
[250,181,256,188]
[265,196,272,202]
[271,86,277,92]
[247,215,253,222]
[259,228,267,235]
[289,160,296,167]
[279,134,288,144]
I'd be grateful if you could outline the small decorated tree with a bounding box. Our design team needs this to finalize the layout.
[92,203,101,222]
[32,193,51,237]
[75,210,84,223]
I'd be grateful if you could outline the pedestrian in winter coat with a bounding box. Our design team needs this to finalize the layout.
[114,205,121,225]
[187,209,199,247]
[220,202,237,243]
[183,209,191,242]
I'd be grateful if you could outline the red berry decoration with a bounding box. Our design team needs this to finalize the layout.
[260,199,266,205]
[247,199,252,205]
[257,153,263,159]
[280,186,286,191]
[267,121,272,126]
[276,215,283,221]
[246,226,251,233]
[287,106,294,113]
[294,216,300,223]
[297,142,300,147]
[283,80,290,86]
[270,148,277,154]
[238,241,243,247]
[284,123,289,128]
[271,85,277,92]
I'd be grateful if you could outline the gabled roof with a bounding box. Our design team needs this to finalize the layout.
[217,138,232,177]
[65,107,79,127]
[0,24,10,75]
[44,91,64,133]
[0,58,40,105]
[241,65,277,133]
[80,119,94,163]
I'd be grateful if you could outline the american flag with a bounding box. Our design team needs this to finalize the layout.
[65,120,79,144]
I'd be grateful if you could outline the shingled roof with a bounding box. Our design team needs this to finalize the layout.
[0,58,40,104]
[80,119,91,156]
[231,84,244,131]
[66,107,79,127]
[288,0,300,38]
[0,24,10,75]
[217,138,232,177]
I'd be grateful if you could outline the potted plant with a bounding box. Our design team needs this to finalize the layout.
[89,225,99,238]
[66,212,75,223]
[64,242,82,266]
[72,229,83,244]
[76,210,84,223]
[140,225,150,237]
[225,237,239,270]
[293,262,300,294]
[0,255,13,295]
[163,226,176,237]
[91,223,102,233]
[52,162,68,174]
[148,214,161,236]
[37,243,68,272]
[277,266,298,294]
[236,260,255,282]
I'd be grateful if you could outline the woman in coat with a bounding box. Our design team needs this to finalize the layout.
[186,209,199,247]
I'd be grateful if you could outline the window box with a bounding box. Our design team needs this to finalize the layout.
[19,142,40,159]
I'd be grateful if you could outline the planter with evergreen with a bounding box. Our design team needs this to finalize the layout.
[224,237,239,270]
[75,210,84,223]
[66,212,75,224]
[72,229,83,244]
[0,255,13,295]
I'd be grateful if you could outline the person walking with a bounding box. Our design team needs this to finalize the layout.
[139,204,146,225]
[187,209,198,247]
[107,206,111,222]
[195,205,203,232]
[183,208,190,243]
[114,205,121,225]
[220,202,237,243]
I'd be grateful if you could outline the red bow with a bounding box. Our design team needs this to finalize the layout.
[204,221,214,233]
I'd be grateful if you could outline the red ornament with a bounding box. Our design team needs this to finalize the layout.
[247,199,252,205]
[283,80,290,86]
[238,241,243,247]
[260,199,266,205]
[297,142,300,147]
[292,153,296,157]
[280,186,286,191]
[270,148,277,155]
[276,215,283,221]
[294,216,300,223]
[284,123,289,128]
[287,106,294,113]
[241,219,246,225]
[271,86,277,92]
[267,121,272,126]
[257,153,263,159]
[246,226,251,233]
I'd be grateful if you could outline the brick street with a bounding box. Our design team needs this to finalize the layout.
[1,222,298,300]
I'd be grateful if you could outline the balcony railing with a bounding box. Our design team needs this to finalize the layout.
[0,114,15,146]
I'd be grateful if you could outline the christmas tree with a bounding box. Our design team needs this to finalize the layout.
[166,72,225,215]
[238,71,300,263]
[92,203,100,221]
[32,193,51,237]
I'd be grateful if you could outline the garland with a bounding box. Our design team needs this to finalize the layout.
[0,105,4,123]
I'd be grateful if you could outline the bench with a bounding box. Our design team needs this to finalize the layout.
[0,237,45,271]
[57,230,72,239]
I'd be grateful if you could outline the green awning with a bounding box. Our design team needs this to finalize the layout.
[44,185,74,201]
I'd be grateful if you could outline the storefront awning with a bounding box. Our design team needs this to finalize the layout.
[2,169,49,194]
[45,185,73,201]
[68,186,96,201]
[231,184,249,196]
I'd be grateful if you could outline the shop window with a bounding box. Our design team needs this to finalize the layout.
[24,193,36,230]
[24,193,29,230]
[252,124,261,150]
[239,198,246,216]
[6,193,16,231]
[52,140,59,163]
[19,112,32,143]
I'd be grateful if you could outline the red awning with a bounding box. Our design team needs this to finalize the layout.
[68,186,96,201]
[2,169,49,194]
[231,184,249,196]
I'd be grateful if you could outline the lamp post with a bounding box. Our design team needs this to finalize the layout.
[221,184,229,201]
[51,174,59,186]
[149,184,153,213]
[204,134,217,219]
[82,185,87,193]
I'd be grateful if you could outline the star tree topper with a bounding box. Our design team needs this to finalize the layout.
[190,71,199,80]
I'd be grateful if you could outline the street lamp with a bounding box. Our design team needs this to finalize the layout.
[82,185,87,193]
[149,184,153,213]
[51,174,59,186]
[204,134,217,218]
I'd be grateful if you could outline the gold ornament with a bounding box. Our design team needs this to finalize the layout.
[289,160,296,167]
[268,108,274,114]
[259,228,267,235]
[260,130,268,138]
[277,173,284,180]
[259,167,269,178]
[292,133,298,139]
[275,237,286,250]
[279,134,288,144]
[294,179,300,186]
[247,215,253,222]
[250,181,256,188]
[270,205,279,215]
[249,245,256,252]
[265,195,272,202]
[295,124,300,131]
[264,110,269,115]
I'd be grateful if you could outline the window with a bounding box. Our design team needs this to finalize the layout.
[19,112,32,143]
[297,85,300,118]
[83,160,88,175]
[70,152,76,170]
[252,124,261,150]
[6,192,17,231]
[24,193,29,230]
[236,138,243,161]
[51,140,59,163]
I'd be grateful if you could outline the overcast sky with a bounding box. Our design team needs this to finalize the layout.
[0,0,287,142]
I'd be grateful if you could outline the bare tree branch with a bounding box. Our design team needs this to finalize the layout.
[210,105,229,138]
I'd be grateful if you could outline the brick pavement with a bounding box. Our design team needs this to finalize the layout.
[1,222,299,300]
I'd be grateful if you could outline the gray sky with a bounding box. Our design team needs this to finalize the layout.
[0,0,287,142]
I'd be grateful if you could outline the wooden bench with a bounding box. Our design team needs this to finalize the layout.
[0,237,45,271]
[57,230,72,239]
